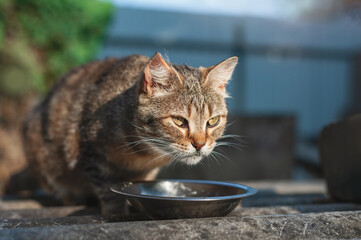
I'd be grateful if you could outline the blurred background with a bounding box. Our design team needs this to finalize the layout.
[0,0,360,192]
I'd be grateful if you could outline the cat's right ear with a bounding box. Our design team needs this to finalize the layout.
[142,52,176,97]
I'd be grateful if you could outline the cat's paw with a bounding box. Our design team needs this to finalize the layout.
[100,199,129,215]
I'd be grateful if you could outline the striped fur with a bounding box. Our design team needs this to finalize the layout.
[23,53,237,214]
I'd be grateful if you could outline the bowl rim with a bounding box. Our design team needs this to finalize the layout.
[111,179,258,201]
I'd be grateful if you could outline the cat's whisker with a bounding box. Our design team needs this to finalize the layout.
[169,152,184,168]
[120,146,161,155]
[203,155,211,168]
[162,157,176,171]
[126,121,144,130]
[113,137,170,151]
[208,152,222,169]
[224,120,239,129]
[162,154,179,171]
[142,150,177,169]
[219,134,248,144]
[112,138,150,150]
[215,141,245,152]
[210,150,236,167]
[132,140,170,152]
[219,134,244,139]
[138,137,169,145]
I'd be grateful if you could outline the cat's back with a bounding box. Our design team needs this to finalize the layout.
[29,54,149,122]
[22,54,150,176]
[52,54,150,103]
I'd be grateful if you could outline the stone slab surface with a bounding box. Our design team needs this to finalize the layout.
[1,180,360,239]
[0,204,360,233]
[0,206,298,229]
[0,206,95,219]
[0,211,360,240]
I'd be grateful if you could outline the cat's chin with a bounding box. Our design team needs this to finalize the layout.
[180,155,203,165]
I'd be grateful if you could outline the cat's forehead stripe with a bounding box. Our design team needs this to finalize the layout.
[171,64,211,113]
[187,103,192,118]
[208,103,213,117]
[186,103,212,121]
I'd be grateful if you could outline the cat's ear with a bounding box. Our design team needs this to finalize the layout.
[143,52,176,96]
[203,56,238,97]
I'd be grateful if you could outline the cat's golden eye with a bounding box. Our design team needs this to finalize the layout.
[207,116,220,127]
[172,116,188,128]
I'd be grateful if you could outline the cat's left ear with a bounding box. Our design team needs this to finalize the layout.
[203,56,238,97]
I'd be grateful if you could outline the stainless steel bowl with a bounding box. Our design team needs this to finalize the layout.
[111,179,257,219]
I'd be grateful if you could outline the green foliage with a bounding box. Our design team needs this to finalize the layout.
[0,22,3,47]
[0,0,113,96]
[0,39,44,96]
[0,0,8,47]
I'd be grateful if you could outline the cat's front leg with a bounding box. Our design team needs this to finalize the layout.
[87,174,130,215]
[79,156,129,214]
[95,186,129,215]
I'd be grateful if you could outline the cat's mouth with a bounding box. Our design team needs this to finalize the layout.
[166,142,214,166]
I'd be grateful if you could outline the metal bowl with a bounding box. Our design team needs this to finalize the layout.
[111,179,257,219]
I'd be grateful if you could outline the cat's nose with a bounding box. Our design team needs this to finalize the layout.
[192,142,205,151]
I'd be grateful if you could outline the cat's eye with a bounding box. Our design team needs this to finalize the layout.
[172,116,188,128]
[207,116,220,127]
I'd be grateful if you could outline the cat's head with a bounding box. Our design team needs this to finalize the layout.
[136,52,237,165]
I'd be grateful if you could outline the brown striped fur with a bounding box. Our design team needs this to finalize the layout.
[22,53,238,214]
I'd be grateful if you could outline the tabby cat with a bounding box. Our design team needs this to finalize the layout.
[22,52,238,214]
